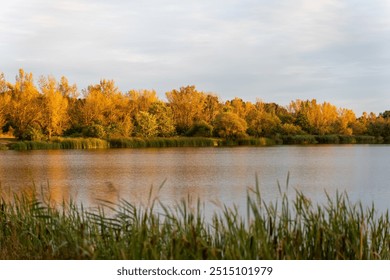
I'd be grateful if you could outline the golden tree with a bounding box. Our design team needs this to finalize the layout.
[166,85,206,133]
[39,76,70,139]
[7,69,42,139]
[126,89,158,116]
[246,101,281,137]
[0,73,11,132]
[335,108,356,135]
[289,99,339,135]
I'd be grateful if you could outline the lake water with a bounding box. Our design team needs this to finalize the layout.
[1,145,390,215]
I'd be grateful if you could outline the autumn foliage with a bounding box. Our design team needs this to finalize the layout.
[1,69,390,141]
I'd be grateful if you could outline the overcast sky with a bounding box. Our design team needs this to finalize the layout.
[1,0,390,115]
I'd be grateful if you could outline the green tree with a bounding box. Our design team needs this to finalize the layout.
[148,102,176,137]
[135,111,158,138]
[213,112,247,139]
[279,123,304,135]
[379,110,390,119]
[367,114,390,139]
[186,120,213,137]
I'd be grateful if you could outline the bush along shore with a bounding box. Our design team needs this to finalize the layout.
[0,182,389,260]
[6,137,219,150]
[3,134,387,151]
[6,136,278,150]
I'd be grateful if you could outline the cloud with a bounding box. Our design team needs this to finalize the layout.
[1,0,390,114]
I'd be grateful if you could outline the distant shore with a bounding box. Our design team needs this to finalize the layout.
[0,134,386,151]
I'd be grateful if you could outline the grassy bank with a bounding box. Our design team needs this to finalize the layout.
[281,135,382,145]
[3,135,387,151]
[220,137,276,146]
[9,137,110,150]
[109,137,219,148]
[7,137,276,150]
[7,137,219,150]
[1,184,389,260]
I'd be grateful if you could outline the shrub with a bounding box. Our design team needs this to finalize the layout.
[82,124,106,139]
[186,121,213,137]
[281,135,317,144]
[214,112,247,140]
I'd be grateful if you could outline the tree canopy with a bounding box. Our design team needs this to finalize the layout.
[0,69,388,141]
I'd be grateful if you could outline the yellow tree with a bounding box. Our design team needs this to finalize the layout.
[126,89,158,116]
[246,101,281,137]
[112,94,133,137]
[58,76,78,99]
[288,99,338,135]
[308,101,338,135]
[335,108,356,135]
[7,69,42,139]
[166,85,206,133]
[39,76,69,139]
[81,79,133,137]
[58,76,80,132]
[202,94,222,124]
[351,112,369,135]
[0,73,11,132]
[225,97,254,120]
[81,80,117,126]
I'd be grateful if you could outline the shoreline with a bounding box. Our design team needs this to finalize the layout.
[0,134,386,151]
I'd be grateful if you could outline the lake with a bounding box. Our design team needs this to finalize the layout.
[1,145,390,215]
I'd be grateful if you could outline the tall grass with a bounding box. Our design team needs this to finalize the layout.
[55,138,109,149]
[281,135,318,145]
[282,135,381,145]
[219,137,275,146]
[10,138,109,150]
[109,137,219,148]
[1,181,389,260]
[5,135,385,151]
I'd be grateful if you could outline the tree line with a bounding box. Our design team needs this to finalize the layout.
[1,69,390,141]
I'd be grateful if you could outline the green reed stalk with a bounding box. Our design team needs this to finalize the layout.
[0,181,389,259]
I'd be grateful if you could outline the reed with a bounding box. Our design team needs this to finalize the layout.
[314,135,340,144]
[55,138,109,149]
[109,137,218,148]
[10,138,109,150]
[237,137,275,146]
[283,135,380,145]
[9,141,62,150]
[219,137,275,146]
[1,181,389,260]
[0,144,8,150]
[339,135,380,144]
[281,135,318,145]
[4,135,385,151]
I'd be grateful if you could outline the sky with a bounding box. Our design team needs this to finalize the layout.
[1,0,390,115]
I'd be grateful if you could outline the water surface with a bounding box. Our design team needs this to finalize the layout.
[1,145,389,214]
